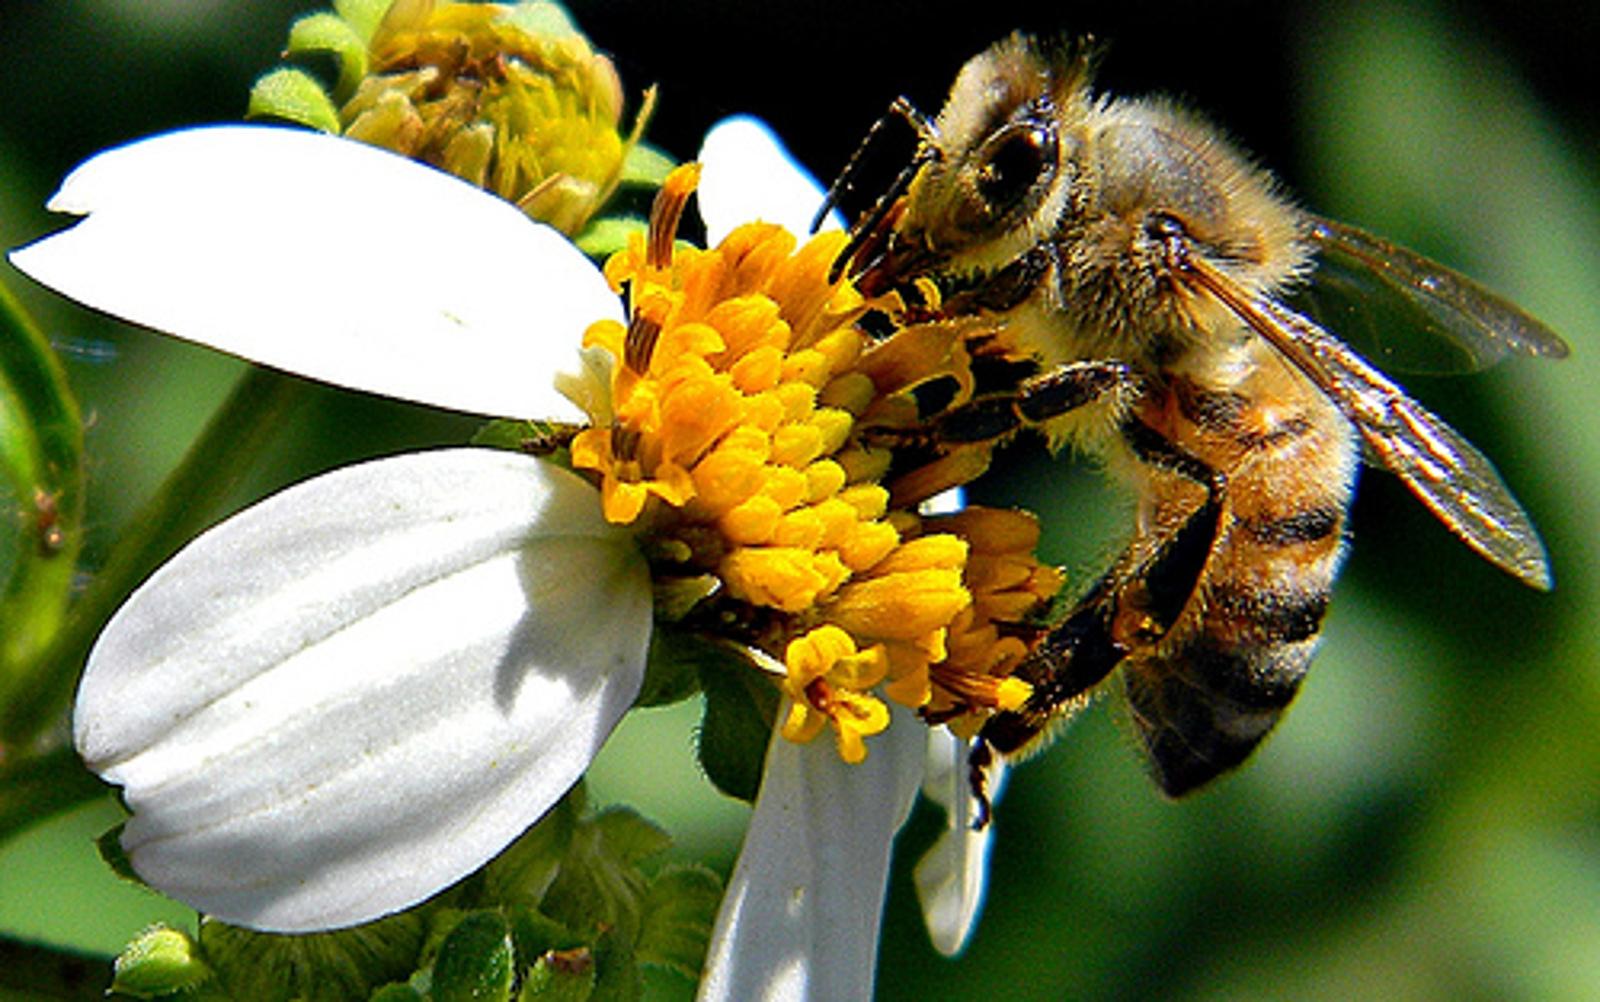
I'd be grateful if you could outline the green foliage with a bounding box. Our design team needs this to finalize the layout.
[696,651,780,802]
[618,145,676,188]
[0,279,83,700]
[469,419,574,459]
[100,787,721,1000]
[573,216,648,261]
[247,68,343,132]
[110,925,212,998]
[634,627,717,708]
[634,865,722,979]
[431,911,516,1002]
[480,792,582,910]
[249,0,393,125]
[285,11,370,99]
[200,912,428,1002]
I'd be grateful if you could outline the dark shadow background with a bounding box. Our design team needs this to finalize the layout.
[2,2,1598,998]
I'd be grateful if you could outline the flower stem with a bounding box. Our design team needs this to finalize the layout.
[0,367,307,751]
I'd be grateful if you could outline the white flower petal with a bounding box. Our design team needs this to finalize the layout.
[696,116,842,246]
[75,449,651,931]
[9,125,622,422]
[920,487,967,516]
[698,706,924,1002]
[913,728,1007,956]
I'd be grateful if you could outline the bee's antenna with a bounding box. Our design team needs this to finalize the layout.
[811,96,937,235]
[819,99,940,284]
[825,151,929,284]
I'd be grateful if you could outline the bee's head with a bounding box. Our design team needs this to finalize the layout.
[844,35,1094,295]
[843,34,1311,352]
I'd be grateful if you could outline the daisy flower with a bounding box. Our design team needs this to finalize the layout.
[10,116,1058,996]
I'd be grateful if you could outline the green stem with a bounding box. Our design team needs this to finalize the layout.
[0,367,307,750]
[0,279,85,703]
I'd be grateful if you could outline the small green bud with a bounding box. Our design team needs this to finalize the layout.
[111,925,212,998]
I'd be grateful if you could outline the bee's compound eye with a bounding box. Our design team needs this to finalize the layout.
[1144,211,1189,242]
[975,121,1056,218]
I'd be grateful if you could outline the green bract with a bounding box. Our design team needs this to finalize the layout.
[102,787,721,1000]
[432,911,517,1002]
[247,67,342,134]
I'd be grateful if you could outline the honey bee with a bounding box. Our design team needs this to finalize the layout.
[826,34,1569,800]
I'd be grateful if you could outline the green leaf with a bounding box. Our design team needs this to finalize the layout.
[635,627,715,708]
[539,811,655,940]
[619,144,676,186]
[635,865,721,980]
[697,653,780,801]
[285,11,370,100]
[111,925,212,998]
[370,984,426,1002]
[432,910,515,1002]
[247,67,342,134]
[536,807,672,998]
[573,216,647,260]
[480,787,583,909]
[0,278,83,685]
[588,809,673,870]
[198,911,426,1002]
[505,907,584,962]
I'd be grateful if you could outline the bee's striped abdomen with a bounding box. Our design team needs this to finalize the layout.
[1123,367,1357,796]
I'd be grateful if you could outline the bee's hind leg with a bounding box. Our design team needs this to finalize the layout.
[968,417,1226,815]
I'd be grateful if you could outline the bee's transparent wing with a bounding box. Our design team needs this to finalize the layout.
[1291,216,1569,374]
[1187,257,1553,590]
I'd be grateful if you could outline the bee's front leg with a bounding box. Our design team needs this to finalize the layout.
[924,358,1139,446]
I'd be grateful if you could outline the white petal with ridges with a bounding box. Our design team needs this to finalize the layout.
[913,728,1006,956]
[698,705,924,1002]
[75,449,650,931]
[10,125,620,422]
[697,116,842,246]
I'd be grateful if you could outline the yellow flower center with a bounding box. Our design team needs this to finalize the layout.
[567,164,1062,761]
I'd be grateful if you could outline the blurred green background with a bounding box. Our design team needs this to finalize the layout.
[2,1,1597,998]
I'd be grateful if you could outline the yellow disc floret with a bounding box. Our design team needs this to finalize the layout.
[567,164,1061,761]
